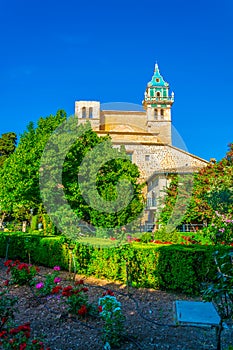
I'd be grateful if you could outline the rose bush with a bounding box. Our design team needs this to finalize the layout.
[4,260,39,286]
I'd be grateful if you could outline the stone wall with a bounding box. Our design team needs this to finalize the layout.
[114,143,208,181]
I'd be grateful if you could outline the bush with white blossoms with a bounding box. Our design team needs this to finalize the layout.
[98,290,125,348]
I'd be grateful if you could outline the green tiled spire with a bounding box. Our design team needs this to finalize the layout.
[143,63,174,109]
[148,63,169,87]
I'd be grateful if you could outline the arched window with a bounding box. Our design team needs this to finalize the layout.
[156,92,160,97]
[89,107,93,118]
[154,109,158,119]
[160,109,164,120]
[82,107,86,118]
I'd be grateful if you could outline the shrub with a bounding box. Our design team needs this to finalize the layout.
[202,250,233,320]
[0,288,18,327]
[4,260,39,286]
[98,291,125,347]
[153,227,180,243]
[30,215,38,231]
[139,232,152,243]
[0,232,231,295]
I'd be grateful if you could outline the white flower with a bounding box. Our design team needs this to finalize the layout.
[103,342,111,350]
[113,307,121,313]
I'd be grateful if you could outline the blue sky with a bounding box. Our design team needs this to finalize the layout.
[0,0,232,161]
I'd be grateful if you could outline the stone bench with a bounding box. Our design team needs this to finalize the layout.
[174,300,222,350]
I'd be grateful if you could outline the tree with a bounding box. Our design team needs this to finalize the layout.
[0,111,67,225]
[64,128,144,229]
[0,132,17,166]
[40,118,144,237]
[0,114,144,235]
[158,143,233,227]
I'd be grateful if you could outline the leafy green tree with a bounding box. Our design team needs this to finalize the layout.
[63,128,144,229]
[159,143,233,227]
[40,119,144,236]
[0,114,144,234]
[0,132,17,166]
[0,111,67,225]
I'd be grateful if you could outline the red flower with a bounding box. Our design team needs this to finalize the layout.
[75,279,84,285]
[62,285,73,297]
[18,263,29,272]
[51,286,62,294]
[4,259,12,267]
[18,322,30,332]
[3,280,9,286]
[0,330,7,338]
[78,305,87,316]
[10,322,31,335]
[81,287,88,292]
[63,285,73,291]
[98,305,102,312]
[19,342,27,350]
[102,289,114,296]
[10,328,19,335]
[73,289,81,295]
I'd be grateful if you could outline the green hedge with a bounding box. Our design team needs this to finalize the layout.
[0,232,231,294]
[0,232,70,270]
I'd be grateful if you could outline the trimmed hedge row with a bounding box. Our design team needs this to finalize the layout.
[0,233,231,294]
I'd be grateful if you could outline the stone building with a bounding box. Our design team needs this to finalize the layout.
[75,64,208,229]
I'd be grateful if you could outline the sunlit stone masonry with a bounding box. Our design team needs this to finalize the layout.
[75,64,209,229]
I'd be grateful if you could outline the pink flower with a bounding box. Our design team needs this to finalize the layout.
[54,277,61,283]
[53,266,60,271]
[36,282,44,289]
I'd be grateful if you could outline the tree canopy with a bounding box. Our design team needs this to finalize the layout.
[158,143,233,226]
[0,112,144,233]
[0,111,67,221]
[0,132,17,166]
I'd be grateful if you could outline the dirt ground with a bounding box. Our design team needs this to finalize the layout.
[0,260,232,350]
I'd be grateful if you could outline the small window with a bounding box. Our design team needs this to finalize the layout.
[89,107,93,118]
[145,155,150,161]
[156,92,160,97]
[82,107,86,118]
[160,109,164,116]
[154,109,158,119]
[156,78,160,82]
[127,152,133,161]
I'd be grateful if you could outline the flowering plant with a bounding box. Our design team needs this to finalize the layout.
[202,251,233,320]
[61,279,90,318]
[4,260,39,286]
[98,290,125,347]
[209,211,233,245]
[0,321,50,349]
[34,266,61,296]
[0,288,18,329]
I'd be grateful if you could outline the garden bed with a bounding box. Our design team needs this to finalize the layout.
[0,259,232,350]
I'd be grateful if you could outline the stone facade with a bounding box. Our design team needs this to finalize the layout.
[74,64,209,228]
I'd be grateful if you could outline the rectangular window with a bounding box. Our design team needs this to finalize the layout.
[89,107,93,118]
[127,152,133,162]
[145,155,150,161]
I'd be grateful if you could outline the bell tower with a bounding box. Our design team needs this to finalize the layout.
[143,64,174,144]
[75,101,101,131]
